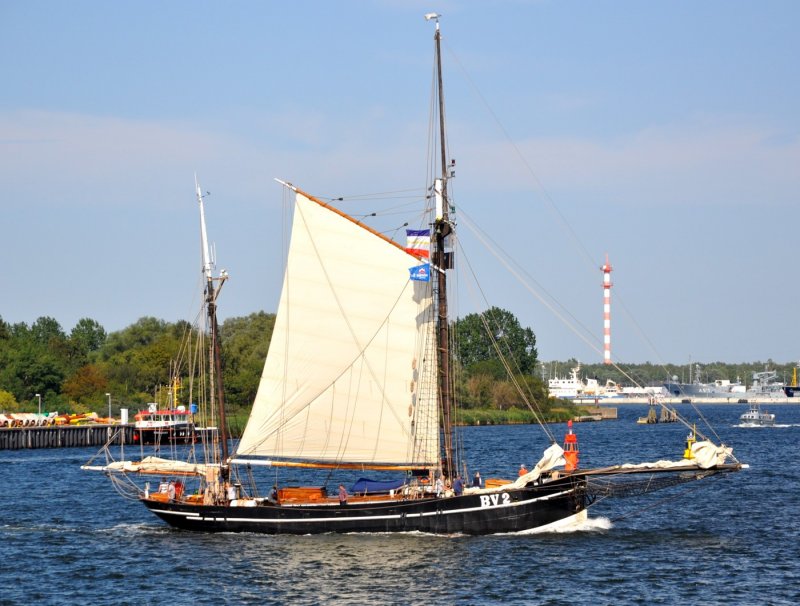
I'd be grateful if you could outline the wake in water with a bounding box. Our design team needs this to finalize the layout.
[544,515,612,534]
[95,522,170,536]
[735,423,796,428]
[335,515,615,538]
[518,515,613,535]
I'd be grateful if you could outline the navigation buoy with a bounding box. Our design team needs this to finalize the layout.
[563,420,580,471]
[683,424,696,460]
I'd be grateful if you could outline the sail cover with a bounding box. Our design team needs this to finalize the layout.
[236,192,439,466]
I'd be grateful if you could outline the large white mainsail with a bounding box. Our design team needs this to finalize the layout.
[236,191,440,467]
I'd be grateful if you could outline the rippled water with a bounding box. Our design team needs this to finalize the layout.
[1,404,798,605]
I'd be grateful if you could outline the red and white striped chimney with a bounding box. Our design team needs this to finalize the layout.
[602,254,613,365]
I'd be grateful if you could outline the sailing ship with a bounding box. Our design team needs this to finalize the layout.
[84,15,742,535]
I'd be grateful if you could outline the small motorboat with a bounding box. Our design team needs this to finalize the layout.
[739,403,775,426]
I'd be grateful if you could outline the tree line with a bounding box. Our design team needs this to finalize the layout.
[10,307,725,417]
[0,313,274,415]
[0,307,554,416]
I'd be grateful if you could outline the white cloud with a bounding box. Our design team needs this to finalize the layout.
[451,113,800,208]
[3,108,798,219]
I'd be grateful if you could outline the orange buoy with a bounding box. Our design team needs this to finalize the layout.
[563,420,580,471]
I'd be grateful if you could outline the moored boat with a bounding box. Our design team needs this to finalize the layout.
[548,364,621,400]
[133,403,197,445]
[664,364,744,398]
[666,364,789,400]
[783,364,799,397]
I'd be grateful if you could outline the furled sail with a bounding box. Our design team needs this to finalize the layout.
[88,456,208,476]
[236,191,439,467]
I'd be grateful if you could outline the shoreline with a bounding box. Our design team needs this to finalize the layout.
[570,396,797,405]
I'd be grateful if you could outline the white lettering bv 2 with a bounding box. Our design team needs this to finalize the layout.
[479,493,511,508]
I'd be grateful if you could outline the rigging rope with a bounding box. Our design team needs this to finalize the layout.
[455,241,555,443]
[439,37,736,447]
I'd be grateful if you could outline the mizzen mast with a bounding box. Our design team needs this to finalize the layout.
[196,178,230,469]
[426,12,456,481]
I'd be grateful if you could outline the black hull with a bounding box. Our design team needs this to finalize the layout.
[142,476,587,535]
[784,386,799,398]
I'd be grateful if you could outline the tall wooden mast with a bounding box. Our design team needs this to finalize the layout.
[196,180,230,470]
[427,13,455,480]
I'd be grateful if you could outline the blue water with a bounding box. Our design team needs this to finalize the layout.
[1,404,798,605]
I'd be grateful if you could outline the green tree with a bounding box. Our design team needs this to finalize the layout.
[71,318,107,356]
[62,364,109,405]
[491,381,518,410]
[30,316,66,346]
[0,389,19,413]
[0,337,65,403]
[462,373,494,409]
[454,307,538,377]
[220,312,275,409]
[100,317,171,356]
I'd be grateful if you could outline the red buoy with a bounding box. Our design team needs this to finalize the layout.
[563,419,580,471]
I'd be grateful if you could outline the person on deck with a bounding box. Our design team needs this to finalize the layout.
[434,476,444,497]
[472,471,482,488]
[338,484,348,506]
[269,485,279,504]
[519,464,528,477]
[453,475,464,496]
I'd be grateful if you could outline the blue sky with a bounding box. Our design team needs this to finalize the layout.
[2,1,798,366]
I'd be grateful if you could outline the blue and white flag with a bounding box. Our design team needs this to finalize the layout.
[409,263,431,282]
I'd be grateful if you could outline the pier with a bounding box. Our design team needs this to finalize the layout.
[0,424,135,450]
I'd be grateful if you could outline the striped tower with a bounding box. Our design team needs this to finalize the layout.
[602,254,613,365]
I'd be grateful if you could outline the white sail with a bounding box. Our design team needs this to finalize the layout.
[236,192,440,466]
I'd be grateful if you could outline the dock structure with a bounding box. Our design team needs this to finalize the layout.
[586,405,618,419]
[0,424,135,450]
